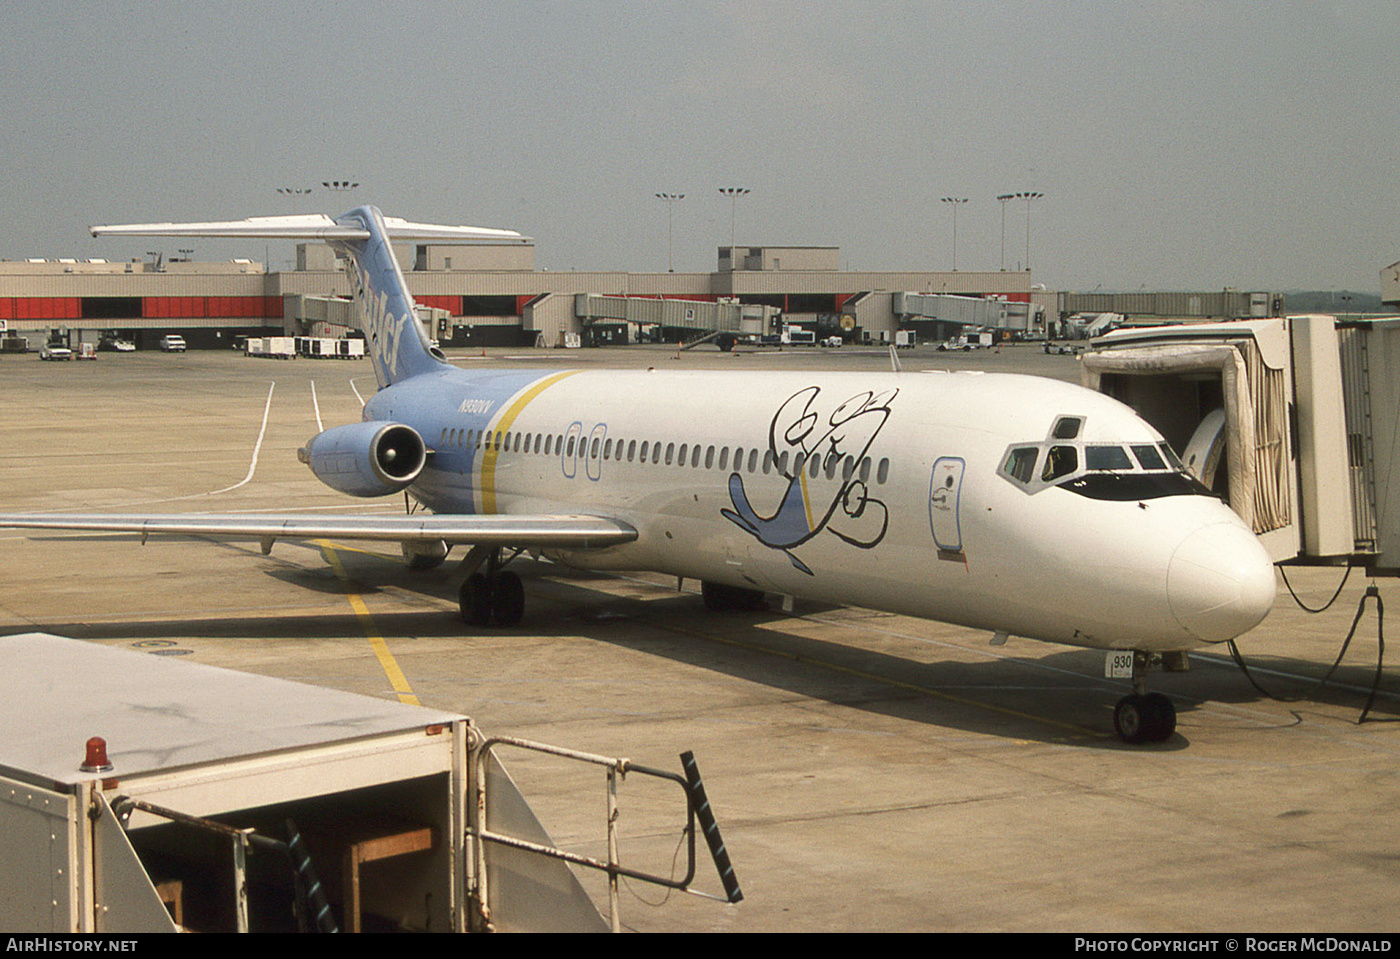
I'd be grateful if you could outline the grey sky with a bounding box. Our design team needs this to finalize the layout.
[2,1,1395,292]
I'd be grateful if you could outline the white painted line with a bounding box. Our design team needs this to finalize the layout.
[205,381,275,495]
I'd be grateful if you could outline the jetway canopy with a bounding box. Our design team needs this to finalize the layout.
[1084,316,1400,572]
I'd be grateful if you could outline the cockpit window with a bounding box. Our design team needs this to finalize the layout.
[1131,444,1167,471]
[1042,445,1078,482]
[1004,446,1039,484]
[1052,416,1083,440]
[1085,445,1134,471]
[999,418,1209,501]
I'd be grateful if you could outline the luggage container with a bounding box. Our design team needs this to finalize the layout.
[0,633,736,933]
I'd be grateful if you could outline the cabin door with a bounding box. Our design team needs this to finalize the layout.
[928,457,965,554]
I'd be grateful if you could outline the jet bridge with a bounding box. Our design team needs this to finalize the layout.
[1082,316,1400,571]
[0,633,737,933]
[892,292,1044,341]
[573,293,777,347]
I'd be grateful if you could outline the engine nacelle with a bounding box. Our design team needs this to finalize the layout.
[298,421,427,497]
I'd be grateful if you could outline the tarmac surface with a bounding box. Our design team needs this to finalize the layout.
[2,342,1399,933]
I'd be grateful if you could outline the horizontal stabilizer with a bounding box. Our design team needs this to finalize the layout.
[90,213,529,243]
[0,512,634,549]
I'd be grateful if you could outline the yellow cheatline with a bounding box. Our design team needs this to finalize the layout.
[480,370,580,514]
[798,461,815,532]
[318,540,420,706]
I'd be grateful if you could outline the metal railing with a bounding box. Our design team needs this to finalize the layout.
[467,736,741,932]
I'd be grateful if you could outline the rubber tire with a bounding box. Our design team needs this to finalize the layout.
[701,581,768,612]
[491,571,525,627]
[459,573,493,627]
[1142,692,1177,741]
[1114,693,1177,744]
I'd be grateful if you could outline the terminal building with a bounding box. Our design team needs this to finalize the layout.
[0,236,1299,351]
[0,240,1047,351]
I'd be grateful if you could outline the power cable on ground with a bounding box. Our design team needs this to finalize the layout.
[1228,578,1387,725]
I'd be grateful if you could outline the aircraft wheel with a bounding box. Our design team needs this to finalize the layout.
[702,581,767,612]
[459,573,493,627]
[491,571,525,627]
[1143,692,1176,741]
[1114,693,1176,744]
[701,581,732,611]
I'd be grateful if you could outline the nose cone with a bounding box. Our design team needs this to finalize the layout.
[1167,522,1276,643]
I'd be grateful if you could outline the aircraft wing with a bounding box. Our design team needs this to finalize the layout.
[0,512,636,549]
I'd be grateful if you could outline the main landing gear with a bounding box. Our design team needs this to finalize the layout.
[1111,651,1181,744]
[456,546,525,627]
[700,581,768,612]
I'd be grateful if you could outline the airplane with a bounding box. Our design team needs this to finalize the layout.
[0,205,1277,744]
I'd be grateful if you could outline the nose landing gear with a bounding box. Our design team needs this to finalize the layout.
[1110,651,1180,744]
[1113,691,1177,744]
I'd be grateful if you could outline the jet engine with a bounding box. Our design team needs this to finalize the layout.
[298,421,427,497]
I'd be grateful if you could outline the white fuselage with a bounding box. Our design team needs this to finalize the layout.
[365,366,1276,654]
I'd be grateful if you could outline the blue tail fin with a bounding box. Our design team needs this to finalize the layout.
[330,206,444,388]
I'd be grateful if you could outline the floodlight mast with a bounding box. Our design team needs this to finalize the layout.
[996,194,1015,271]
[940,197,968,271]
[655,193,685,272]
[1015,191,1044,271]
[718,187,750,256]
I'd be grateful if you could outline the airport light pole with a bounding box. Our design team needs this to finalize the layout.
[275,188,316,271]
[1015,191,1044,272]
[322,180,361,206]
[718,187,751,256]
[940,197,968,271]
[996,193,1015,271]
[655,193,684,272]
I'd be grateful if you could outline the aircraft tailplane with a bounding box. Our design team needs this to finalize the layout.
[90,206,528,388]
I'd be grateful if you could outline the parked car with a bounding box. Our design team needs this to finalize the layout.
[159,335,187,352]
[39,342,73,361]
[98,336,136,352]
